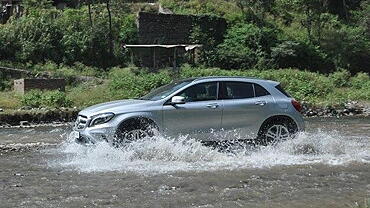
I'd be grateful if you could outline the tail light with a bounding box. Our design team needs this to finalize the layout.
[291,100,302,113]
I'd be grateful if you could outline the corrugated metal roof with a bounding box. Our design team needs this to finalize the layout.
[123,44,202,51]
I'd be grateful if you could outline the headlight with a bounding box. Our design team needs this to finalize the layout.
[89,112,115,127]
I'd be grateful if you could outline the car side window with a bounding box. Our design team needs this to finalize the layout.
[254,84,270,97]
[177,82,218,102]
[223,82,254,99]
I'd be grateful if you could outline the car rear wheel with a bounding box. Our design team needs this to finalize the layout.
[257,118,298,145]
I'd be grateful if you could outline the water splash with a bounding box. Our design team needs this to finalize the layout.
[49,130,370,174]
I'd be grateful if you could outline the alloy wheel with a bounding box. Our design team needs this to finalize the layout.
[123,129,149,141]
[265,124,290,143]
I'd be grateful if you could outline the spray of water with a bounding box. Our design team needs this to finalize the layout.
[49,130,370,174]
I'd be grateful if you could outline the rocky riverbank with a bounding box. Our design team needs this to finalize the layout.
[0,107,79,127]
[302,101,370,118]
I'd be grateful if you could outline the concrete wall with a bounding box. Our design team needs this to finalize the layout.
[136,12,226,68]
[137,12,227,45]
[14,79,65,94]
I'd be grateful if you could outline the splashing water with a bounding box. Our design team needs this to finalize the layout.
[49,130,370,174]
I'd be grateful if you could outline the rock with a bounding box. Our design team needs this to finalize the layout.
[345,101,364,114]
[20,121,30,127]
[336,110,345,117]
[20,106,32,110]
[0,108,3,112]
[11,184,22,187]
[306,111,317,117]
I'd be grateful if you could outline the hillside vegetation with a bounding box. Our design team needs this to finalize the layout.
[0,0,370,110]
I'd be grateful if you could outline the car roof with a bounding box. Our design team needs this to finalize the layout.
[190,76,279,85]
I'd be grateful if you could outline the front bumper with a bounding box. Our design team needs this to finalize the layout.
[72,124,117,144]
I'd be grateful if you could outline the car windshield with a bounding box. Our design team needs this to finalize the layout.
[140,79,195,101]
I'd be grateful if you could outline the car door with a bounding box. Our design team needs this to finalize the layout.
[162,82,222,140]
[220,81,273,139]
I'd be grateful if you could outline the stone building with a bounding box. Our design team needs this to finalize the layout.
[126,12,227,69]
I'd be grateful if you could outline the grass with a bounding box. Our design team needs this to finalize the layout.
[349,199,370,208]
[67,81,113,108]
[0,91,22,110]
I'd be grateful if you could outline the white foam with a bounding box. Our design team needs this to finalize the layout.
[49,130,370,174]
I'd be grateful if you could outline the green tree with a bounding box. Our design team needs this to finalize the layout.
[22,0,53,9]
[234,0,275,24]
[216,23,278,69]
[13,10,64,64]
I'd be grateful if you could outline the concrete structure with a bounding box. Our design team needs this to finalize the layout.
[14,78,65,94]
[124,44,202,69]
[132,12,226,68]
[137,12,226,45]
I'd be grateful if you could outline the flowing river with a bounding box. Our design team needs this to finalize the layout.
[0,117,369,207]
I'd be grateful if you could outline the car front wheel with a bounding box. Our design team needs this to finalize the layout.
[113,118,156,147]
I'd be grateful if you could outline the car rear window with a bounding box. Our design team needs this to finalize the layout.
[254,84,270,97]
[275,84,291,97]
[223,82,254,99]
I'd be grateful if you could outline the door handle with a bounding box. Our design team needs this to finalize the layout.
[206,103,219,109]
[255,101,267,106]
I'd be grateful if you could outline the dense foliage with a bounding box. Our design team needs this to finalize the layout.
[162,0,370,73]
[0,2,138,68]
[0,0,369,72]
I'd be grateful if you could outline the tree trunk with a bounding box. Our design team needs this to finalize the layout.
[87,0,92,27]
[342,0,349,21]
[106,0,113,57]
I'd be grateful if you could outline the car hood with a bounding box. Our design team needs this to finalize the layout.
[79,99,152,116]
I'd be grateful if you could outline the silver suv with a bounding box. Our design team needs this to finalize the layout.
[71,77,305,146]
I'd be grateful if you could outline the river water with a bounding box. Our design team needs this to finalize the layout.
[0,117,369,207]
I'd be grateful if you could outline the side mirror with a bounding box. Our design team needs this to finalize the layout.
[171,96,186,105]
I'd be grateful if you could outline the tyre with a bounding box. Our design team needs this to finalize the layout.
[257,117,298,145]
[113,118,157,147]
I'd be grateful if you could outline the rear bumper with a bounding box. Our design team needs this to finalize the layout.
[294,114,305,132]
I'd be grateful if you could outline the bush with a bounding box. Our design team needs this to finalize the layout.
[21,90,43,108]
[14,10,64,64]
[271,41,335,73]
[328,69,351,87]
[350,72,370,89]
[108,67,172,99]
[159,0,244,23]
[0,24,18,61]
[0,71,12,91]
[42,90,73,107]
[22,90,72,108]
[216,23,278,69]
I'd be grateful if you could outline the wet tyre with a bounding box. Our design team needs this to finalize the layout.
[113,118,156,147]
[257,118,298,145]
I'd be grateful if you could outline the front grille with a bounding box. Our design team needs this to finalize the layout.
[75,115,88,129]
